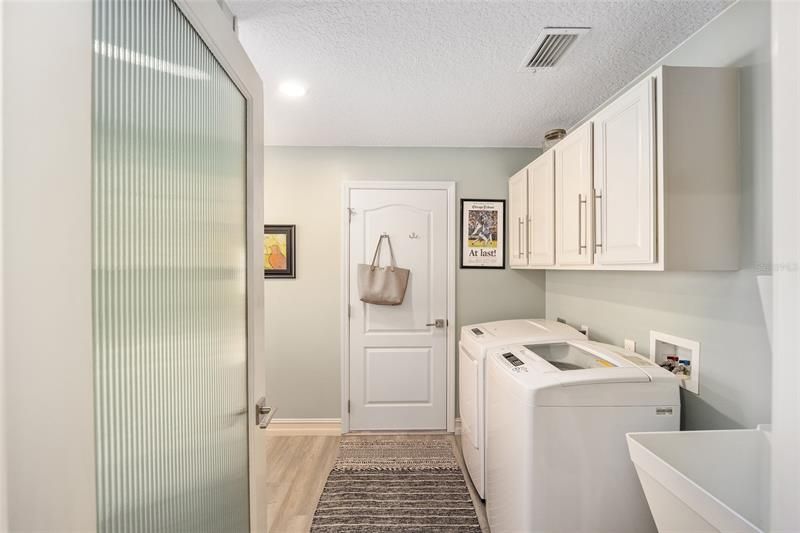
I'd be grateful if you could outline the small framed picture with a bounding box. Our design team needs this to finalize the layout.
[263,224,296,279]
[460,199,505,269]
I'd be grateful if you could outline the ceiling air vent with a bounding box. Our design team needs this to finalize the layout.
[520,27,590,72]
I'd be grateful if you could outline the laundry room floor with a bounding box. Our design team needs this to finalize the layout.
[265,433,489,533]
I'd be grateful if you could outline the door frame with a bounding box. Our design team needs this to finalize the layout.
[340,181,457,434]
[171,2,266,531]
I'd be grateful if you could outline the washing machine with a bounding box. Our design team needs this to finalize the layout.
[486,340,680,533]
[459,319,584,498]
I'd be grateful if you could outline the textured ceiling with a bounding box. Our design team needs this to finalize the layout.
[230,0,732,147]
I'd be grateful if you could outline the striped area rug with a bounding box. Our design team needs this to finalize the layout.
[310,438,482,532]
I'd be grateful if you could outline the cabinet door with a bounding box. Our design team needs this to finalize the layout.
[555,122,594,266]
[528,151,555,266]
[508,168,529,267]
[594,76,656,265]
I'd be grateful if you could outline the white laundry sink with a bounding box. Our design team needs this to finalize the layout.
[627,427,770,533]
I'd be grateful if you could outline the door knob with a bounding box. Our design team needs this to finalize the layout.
[426,319,447,328]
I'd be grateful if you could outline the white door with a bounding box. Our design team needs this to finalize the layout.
[594,77,656,265]
[556,122,594,266]
[528,151,556,266]
[91,1,267,531]
[348,187,450,431]
[509,168,529,267]
[2,1,267,531]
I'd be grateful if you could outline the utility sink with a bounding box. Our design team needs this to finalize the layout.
[627,427,770,533]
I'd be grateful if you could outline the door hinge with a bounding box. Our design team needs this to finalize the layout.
[347,207,354,222]
[347,400,351,413]
[348,304,351,318]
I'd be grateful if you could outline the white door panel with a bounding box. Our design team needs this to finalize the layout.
[508,169,528,266]
[528,151,556,266]
[365,348,433,403]
[556,122,594,266]
[595,77,656,265]
[349,188,449,430]
[360,204,432,332]
[458,346,479,449]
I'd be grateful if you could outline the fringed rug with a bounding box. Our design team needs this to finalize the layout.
[310,438,482,532]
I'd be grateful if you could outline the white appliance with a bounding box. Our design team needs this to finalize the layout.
[486,340,680,533]
[458,319,584,498]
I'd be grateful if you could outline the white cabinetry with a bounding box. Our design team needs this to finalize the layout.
[508,152,556,268]
[508,167,528,267]
[594,77,656,265]
[509,65,739,272]
[555,122,594,266]
[656,66,739,271]
[528,151,556,267]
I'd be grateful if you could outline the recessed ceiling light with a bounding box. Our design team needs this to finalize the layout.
[279,80,307,99]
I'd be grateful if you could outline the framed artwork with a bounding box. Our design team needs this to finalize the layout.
[263,224,296,279]
[460,199,505,269]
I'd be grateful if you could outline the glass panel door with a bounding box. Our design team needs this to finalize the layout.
[92,0,249,530]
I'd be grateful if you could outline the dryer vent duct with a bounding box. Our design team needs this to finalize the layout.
[521,27,590,71]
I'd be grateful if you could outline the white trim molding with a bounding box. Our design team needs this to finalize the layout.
[267,419,342,436]
[770,2,800,529]
[340,181,457,435]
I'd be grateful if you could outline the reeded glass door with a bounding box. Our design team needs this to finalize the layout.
[92,0,249,530]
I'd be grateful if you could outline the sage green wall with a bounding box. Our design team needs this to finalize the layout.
[263,147,543,419]
[546,0,772,430]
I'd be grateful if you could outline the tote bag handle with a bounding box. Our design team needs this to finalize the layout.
[370,235,397,271]
[358,234,410,306]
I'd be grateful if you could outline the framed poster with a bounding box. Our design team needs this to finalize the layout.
[460,199,505,269]
[263,224,296,279]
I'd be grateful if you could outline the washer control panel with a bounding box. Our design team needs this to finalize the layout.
[502,352,525,367]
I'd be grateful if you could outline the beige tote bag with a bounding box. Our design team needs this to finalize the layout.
[357,235,410,305]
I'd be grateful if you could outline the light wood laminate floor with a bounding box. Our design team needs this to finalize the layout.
[265,434,489,533]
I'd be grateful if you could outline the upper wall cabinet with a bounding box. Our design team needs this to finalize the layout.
[555,123,594,266]
[510,65,739,271]
[508,151,556,268]
[528,151,556,267]
[594,77,655,266]
[508,167,529,267]
[657,66,739,271]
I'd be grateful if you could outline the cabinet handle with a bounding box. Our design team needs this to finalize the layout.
[518,217,524,258]
[577,194,587,254]
[526,217,532,256]
[594,189,603,251]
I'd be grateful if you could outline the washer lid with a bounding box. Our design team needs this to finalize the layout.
[473,319,583,342]
[522,341,651,386]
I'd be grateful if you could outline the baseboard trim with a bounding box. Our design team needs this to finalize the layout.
[267,418,342,436]
[267,417,461,436]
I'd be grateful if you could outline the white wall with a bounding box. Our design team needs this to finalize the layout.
[263,147,544,418]
[546,0,772,430]
[2,1,97,529]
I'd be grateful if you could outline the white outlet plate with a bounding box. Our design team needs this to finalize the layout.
[624,339,636,352]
